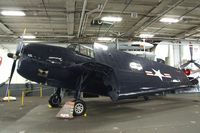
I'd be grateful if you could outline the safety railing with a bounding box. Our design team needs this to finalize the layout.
[0,80,51,106]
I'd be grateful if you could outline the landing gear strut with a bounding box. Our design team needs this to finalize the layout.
[49,88,64,107]
[73,74,88,116]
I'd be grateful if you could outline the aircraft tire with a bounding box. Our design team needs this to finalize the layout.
[73,99,86,116]
[48,94,61,108]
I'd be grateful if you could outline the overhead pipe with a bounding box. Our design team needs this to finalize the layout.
[93,0,108,20]
[77,0,87,37]
[80,4,102,35]
[80,0,108,35]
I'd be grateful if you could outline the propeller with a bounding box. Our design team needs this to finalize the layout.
[180,43,200,70]
[180,61,191,69]
[194,62,200,69]
[6,42,24,96]
[6,29,26,96]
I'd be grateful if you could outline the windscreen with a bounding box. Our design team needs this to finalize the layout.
[67,44,94,58]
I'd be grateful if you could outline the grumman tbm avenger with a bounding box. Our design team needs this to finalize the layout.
[7,42,194,116]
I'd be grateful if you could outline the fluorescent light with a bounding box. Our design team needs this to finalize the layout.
[101,16,122,22]
[94,43,108,51]
[160,18,179,23]
[21,35,36,39]
[1,10,25,16]
[139,33,154,38]
[97,37,113,41]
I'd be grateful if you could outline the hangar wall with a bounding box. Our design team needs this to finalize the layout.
[0,47,26,84]
[155,41,200,70]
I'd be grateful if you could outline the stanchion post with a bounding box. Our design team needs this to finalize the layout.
[8,89,10,102]
[40,83,43,97]
[21,91,24,106]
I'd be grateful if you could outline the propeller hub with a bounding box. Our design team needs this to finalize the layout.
[7,53,18,59]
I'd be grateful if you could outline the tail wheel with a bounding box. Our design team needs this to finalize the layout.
[48,94,61,108]
[73,99,86,116]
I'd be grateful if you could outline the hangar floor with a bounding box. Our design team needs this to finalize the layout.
[1,94,200,133]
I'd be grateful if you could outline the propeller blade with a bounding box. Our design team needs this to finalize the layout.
[5,60,16,97]
[6,28,25,96]
[16,42,24,56]
[189,44,193,61]
[6,60,17,96]
[180,61,190,69]
[8,60,17,86]
[194,62,200,69]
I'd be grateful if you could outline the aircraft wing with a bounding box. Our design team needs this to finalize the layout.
[82,62,113,76]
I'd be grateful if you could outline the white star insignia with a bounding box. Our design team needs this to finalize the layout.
[152,69,164,81]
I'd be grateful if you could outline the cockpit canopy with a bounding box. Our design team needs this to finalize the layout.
[67,44,94,58]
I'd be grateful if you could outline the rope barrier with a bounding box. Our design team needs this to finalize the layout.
[1,82,50,105]
[6,86,50,92]
[0,78,51,106]
[0,78,9,88]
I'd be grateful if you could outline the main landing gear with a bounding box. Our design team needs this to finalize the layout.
[48,86,87,116]
[48,74,88,116]
[49,88,65,107]
[73,74,88,116]
[73,99,86,116]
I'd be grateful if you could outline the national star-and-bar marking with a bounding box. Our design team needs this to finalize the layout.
[145,69,172,81]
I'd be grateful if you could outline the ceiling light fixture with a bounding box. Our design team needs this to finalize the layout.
[160,18,179,23]
[139,33,154,38]
[94,43,108,51]
[21,35,36,39]
[101,16,122,22]
[1,10,26,16]
[97,37,113,41]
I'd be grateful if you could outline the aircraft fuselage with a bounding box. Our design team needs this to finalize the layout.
[16,43,192,100]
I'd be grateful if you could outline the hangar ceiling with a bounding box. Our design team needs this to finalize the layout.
[0,0,200,43]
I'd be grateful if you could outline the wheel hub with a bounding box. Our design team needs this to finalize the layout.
[75,103,84,114]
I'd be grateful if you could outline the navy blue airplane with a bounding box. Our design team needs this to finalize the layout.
[7,42,194,116]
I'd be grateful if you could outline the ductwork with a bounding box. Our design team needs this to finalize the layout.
[80,4,102,35]
[93,0,108,20]
[80,0,109,35]
[77,0,87,37]
[0,22,13,34]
